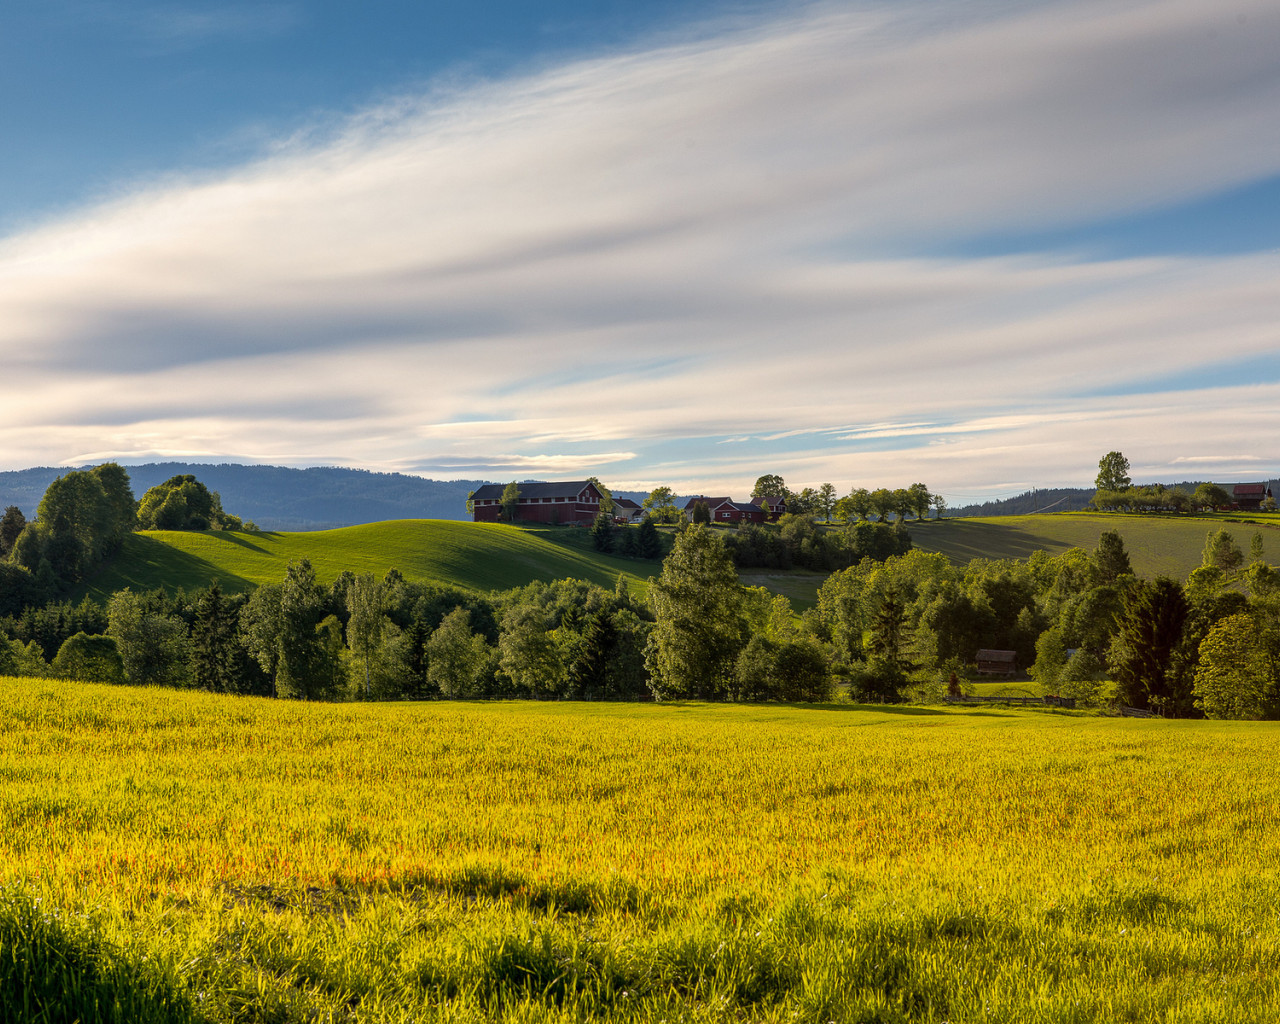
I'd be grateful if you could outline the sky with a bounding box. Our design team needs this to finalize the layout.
[2,0,1279,502]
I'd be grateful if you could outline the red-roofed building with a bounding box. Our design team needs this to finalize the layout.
[470,480,605,524]
[1232,483,1272,511]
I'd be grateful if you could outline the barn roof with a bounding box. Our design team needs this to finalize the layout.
[1233,483,1267,498]
[471,480,596,501]
[683,496,730,510]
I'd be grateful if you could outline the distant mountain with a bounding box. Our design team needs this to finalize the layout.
[0,463,682,532]
[0,464,491,531]
[945,487,1096,517]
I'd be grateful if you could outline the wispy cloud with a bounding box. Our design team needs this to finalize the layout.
[2,0,1279,496]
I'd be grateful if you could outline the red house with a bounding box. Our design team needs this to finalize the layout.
[751,494,787,521]
[684,497,766,524]
[471,480,605,524]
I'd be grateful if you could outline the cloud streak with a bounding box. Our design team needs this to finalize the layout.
[1,0,1279,498]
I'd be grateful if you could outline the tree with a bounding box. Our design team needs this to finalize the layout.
[1092,529,1133,584]
[690,501,711,525]
[869,488,896,522]
[1095,451,1131,492]
[847,487,872,521]
[191,581,263,695]
[1,506,27,558]
[642,486,681,524]
[276,559,342,700]
[1192,483,1231,511]
[498,604,563,697]
[500,482,521,523]
[868,590,907,666]
[1202,528,1244,573]
[346,573,386,697]
[427,607,492,697]
[137,474,225,531]
[637,517,663,559]
[752,475,788,502]
[816,484,837,523]
[1108,577,1193,715]
[52,632,124,685]
[647,526,747,700]
[1194,613,1280,720]
[907,483,932,521]
[591,511,615,553]
[931,493,947,519]
[107,589,192,687]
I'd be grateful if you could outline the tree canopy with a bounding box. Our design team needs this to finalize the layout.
[1095,451,1131,492]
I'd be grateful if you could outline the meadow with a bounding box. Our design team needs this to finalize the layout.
[911,511,1280,578]
[3,677,1278,1022]
[79,520,656,603]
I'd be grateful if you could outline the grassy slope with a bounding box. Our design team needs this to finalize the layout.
[82,520,658,600]
[912,511,1280,578]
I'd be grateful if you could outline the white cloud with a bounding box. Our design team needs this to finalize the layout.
[1,0,1279,496]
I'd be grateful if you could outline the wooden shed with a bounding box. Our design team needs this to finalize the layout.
[976,649,1018,676]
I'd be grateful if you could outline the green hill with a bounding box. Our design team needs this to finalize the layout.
[80,521,659,600]
[910,511,1280,578]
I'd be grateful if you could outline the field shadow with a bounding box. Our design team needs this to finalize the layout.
[918,520,1074,562]
[82,538,256,598]
[199,530,272,555]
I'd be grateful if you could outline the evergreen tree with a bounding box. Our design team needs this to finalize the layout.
[591,511,615,552]
[0,506,26,558]
[1109,577,1193,715]
[637,517,663,559]
[1092,529,1132,584]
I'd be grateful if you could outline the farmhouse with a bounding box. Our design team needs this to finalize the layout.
[470,480,605,525]
[683,497,767,524]
[612,497,644,523]
[751,493,788,521]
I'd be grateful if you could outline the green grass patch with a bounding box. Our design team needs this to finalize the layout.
[80,520,658,601]
[912,511,1280,576]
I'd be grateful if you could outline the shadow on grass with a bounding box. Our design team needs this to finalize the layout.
[199,530,273,554]
[79,535,256,600]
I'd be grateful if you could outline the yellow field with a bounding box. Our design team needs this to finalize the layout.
[2,677,1279,1022]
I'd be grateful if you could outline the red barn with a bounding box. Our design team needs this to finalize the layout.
[470,480,605,525]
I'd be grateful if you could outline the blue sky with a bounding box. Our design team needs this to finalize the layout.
[2,0,1279,501]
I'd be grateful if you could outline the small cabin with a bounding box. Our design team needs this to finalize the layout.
[976,649,1018,676]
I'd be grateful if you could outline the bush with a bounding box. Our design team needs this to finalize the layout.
[847,656,906,703]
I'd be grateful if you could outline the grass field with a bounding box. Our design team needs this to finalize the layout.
[913,511,1280,578]
[79,520,658,602]
[3,678,1278,1022]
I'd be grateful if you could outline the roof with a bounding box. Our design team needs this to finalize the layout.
[683,496,730,510]
[1233,483,1267,498]
[728,501,764,513]
[471,480,596,501]
[613,497,641,510]
[972,647,1013,665]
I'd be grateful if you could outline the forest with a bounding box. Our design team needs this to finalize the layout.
[2,463,1278,719]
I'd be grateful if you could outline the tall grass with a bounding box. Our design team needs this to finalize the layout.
[2,678,1278,1021]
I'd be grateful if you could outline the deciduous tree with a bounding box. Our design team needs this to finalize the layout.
[1095,451,1131,492]
[648,526,747,700]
